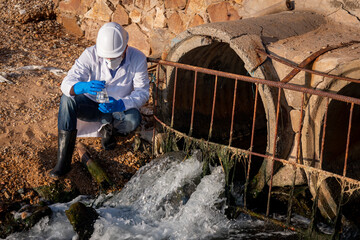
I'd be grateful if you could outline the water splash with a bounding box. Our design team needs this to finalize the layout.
[91,150,230,240]
[6,151,299,240]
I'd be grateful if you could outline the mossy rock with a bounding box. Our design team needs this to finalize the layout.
[0,203,52,238]
[21,205,52,227]
[34,181,79,203]
[65,202,99,240]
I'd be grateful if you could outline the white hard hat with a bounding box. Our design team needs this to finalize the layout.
[96,22,129,58]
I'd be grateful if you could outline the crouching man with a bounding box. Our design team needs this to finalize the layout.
[50,22,149,178]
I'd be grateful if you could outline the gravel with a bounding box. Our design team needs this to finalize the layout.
[0,0,153,206]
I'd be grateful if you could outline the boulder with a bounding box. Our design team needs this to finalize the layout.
[34,181,80,203]
[66,202,99,240]
[0,202,52,239]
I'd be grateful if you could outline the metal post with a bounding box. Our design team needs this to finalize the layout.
[244,83,259,209]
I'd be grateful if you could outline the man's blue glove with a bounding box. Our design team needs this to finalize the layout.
[73,80,105,95]
[98,97,125,113]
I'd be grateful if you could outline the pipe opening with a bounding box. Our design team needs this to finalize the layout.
[164,41,268,178]
[321,83,360,179]
[319,83,360,224]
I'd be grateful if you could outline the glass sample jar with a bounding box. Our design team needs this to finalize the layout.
[96,88,109,103]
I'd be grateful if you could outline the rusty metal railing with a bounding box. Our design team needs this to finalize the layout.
[147,49,360,237]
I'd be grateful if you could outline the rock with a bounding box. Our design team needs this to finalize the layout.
[108,0,118,7]
[140,105,153,116]
[13,1,56,24]
[167,12,185,35]
[57,13,84,36]
[188,14,205,28]
[129,9,141,23]
[18,204,52,229]
[84,0,112,22]
[0,203,52,239]
[125,23,151,56]
[58,0,88,15]
[142,8,156,32]
[134,0,148,10]
[65,202,99,240]
[81,18,105,42]
[0,75,13,84]
[164,0,186,10]
[111,4,130,26]
[133,132,141,151]
[186,0,207,14]
[17,188,25,195]
[153,6,166,28]
[4,191,11,199]
[290,109,302,133]
[207,2,241,23]
[149,28,174,58]
[34,182,80,203]
[139,129,153,143]
[121,0,135,7]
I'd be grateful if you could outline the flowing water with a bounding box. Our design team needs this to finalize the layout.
[6,151,302,240]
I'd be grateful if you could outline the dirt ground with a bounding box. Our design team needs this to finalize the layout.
[0,1,153,207]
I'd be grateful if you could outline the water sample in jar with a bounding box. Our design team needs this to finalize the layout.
[96,88,109,103]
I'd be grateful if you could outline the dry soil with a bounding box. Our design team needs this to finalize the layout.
[0,0,153,208]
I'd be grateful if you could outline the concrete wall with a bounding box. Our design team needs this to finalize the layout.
[54,0,360,58]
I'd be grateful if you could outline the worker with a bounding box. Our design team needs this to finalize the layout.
[50,22,149,178]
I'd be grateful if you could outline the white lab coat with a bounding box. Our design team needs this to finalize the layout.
[61,46,149,137]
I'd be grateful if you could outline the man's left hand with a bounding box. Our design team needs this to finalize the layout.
[98,97,125,113]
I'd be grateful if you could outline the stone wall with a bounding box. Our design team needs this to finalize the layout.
[54,0,360,58]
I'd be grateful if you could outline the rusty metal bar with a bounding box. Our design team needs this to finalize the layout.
[279,41,360,83]
[149,59,360,187]
[152,64,160,156]
[331,181,345,239]
[244,83,259,209]
[189,71,198,137]
[208,75,218,140]
[308,178,321,236]
[255,48,360,84]
[149,57,360,234]
[343,103,354,177]
[286,92,305,226]
[319,98,330,169]
[170,67,178,128]
[287,167,297,226]
[267,88,282,216]
[153,115,360,185]
[229,79,238,147]
[148,58,360,106]
[296,93,305,164]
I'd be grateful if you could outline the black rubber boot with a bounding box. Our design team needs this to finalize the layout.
[49,130,77,178]
[100,124,116,150]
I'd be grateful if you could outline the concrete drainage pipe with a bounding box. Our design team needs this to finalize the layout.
[301,56,360,223]
[158,12,326,193]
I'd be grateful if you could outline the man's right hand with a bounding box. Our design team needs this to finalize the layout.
[73,80,105,95]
